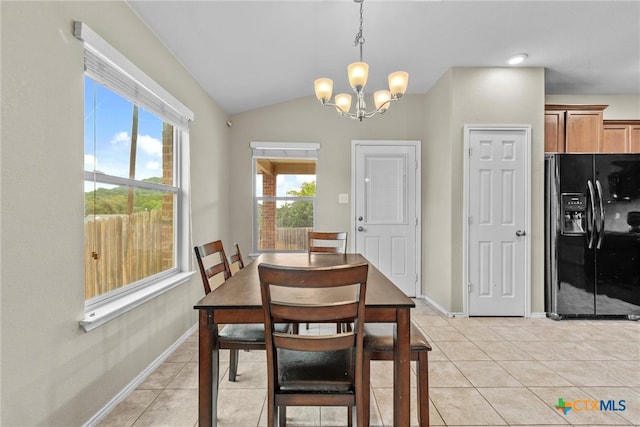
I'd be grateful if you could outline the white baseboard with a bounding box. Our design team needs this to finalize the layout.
[420,295,466,317]
[83,323,198,427]
[530,312,548,319]
[420,296,546,319]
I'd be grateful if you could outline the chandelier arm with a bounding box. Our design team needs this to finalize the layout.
[362,98,398,118]
[321,97,399,120]
[319,101,359,119]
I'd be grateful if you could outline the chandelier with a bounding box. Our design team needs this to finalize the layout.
[313,0,409,121]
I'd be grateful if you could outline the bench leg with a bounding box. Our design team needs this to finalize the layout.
[416,352,429,427]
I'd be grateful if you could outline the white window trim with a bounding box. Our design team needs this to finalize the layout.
[74,21,193,129]
[77,23,195,331]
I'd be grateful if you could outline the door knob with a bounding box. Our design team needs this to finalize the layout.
[515,230,526,236]
[357,226,364,232]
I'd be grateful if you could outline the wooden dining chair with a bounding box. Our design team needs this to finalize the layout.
[194,240,290,382]
[258,262,369,427]
[307,231,348,254]
[362,321,432,426]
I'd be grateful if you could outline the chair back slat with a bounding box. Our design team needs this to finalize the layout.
[263,265,363,288]
[270,302,359,323]
[308,231,347,254]
[273,332,356,352]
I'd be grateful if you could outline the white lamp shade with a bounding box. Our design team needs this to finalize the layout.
[388,71,409,98]
[314,78,333,102]
[374,90,391,111]
[347,62,369,92]
[335,93,352,114]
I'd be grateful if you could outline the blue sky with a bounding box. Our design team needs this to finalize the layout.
[256,174,315,197]
[85,77,316,196]
[84,77,164,187]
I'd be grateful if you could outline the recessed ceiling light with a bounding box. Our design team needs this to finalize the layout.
[506,53,528,65]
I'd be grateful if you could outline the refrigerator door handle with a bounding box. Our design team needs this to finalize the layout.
[596,179,605,249]
[587,179,596,249]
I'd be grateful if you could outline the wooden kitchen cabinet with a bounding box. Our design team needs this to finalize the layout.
[545,105,608,153]
[603,120,640,153]
[545,109,565,152]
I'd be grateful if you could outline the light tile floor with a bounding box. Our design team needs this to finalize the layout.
[98,299,640,426]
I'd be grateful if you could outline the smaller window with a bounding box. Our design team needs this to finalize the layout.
[251,143,319,253]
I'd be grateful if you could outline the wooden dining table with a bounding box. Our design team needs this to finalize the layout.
[194,252,415,426]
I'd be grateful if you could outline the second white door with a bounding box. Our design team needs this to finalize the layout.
[466,127,530,316]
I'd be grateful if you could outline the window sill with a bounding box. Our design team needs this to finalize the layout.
[80,271,196,332]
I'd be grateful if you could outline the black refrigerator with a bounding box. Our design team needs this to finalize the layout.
[545,153,640,320]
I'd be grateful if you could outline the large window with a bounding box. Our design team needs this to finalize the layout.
[252,143,318,252]
[76,22,193,330]
[84,78,178,299]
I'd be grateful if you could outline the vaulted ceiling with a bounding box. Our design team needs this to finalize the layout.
[127,1,640,115]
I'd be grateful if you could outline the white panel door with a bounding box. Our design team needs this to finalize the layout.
[467,128,529,316]
[353,142,420,297]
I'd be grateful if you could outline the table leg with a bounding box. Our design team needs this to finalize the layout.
[199,309,219,426]
[394,307,411,426]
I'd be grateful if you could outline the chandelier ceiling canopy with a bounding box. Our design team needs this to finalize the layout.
[313,0,409,122]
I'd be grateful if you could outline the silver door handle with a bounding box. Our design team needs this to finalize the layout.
[587,180,596,249]
[515,230,526,236]
[596,179,604,249]
[357,226,364,232]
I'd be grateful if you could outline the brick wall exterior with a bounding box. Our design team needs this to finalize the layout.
[262,173,276,250]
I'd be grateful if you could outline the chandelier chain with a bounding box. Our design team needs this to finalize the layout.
[353,0,365,61]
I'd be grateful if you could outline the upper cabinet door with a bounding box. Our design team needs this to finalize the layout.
[544,105,607,153]
[545,110,565,153]
[603,120,640,153]
[564,109,604,152]
[630,124,640,153]
[603,122,630,153]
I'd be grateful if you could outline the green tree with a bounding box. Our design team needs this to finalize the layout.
[277,180,315,227]
[85,177,164,216]
[287,181,315,197]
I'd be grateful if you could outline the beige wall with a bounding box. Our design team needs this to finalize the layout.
[422,70,455,308]
[422,68,546,313]
[1,1,229,425]
[450,68,546,313]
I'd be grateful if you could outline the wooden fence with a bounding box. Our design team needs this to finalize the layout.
[260,227,312,251]
[84,210,170,299]
[85,214,310,299]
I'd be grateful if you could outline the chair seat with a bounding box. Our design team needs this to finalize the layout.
[363,322,431,352]
[219,323,290,343]
[277,348,355,392]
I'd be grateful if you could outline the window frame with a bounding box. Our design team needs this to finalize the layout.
[76,22,195,331]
